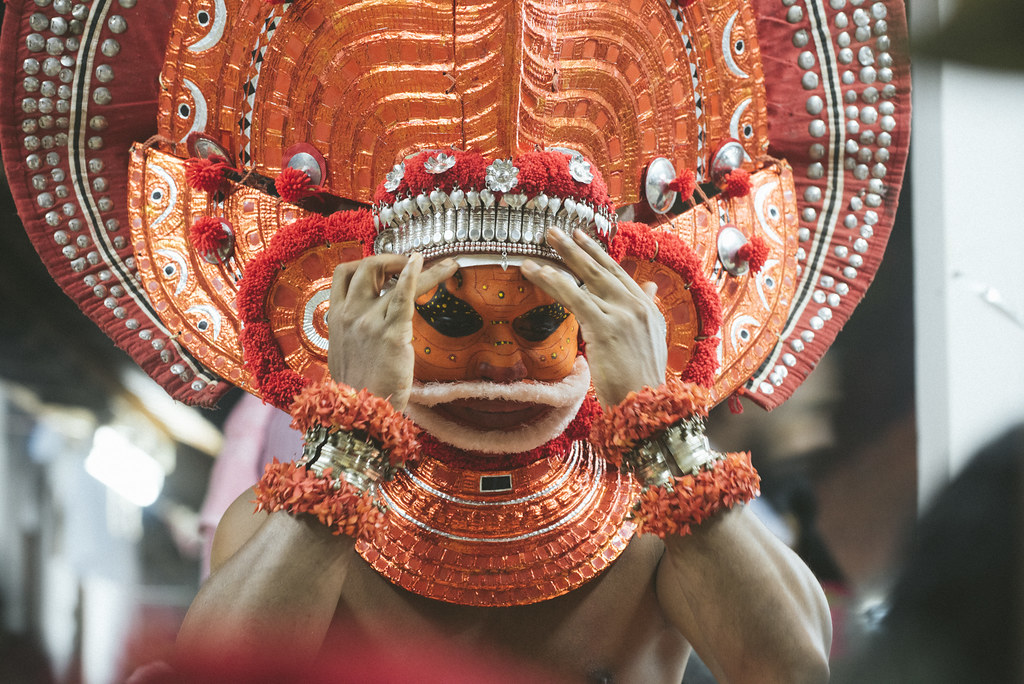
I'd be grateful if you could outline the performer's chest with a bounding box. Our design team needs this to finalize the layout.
[328,535,691,682]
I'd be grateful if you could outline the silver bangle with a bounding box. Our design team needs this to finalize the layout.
[626,418,725,488]
[300,425,391,493]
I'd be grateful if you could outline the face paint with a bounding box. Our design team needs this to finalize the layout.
[412,264,579,383]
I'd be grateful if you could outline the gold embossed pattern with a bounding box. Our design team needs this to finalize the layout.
[156,0,768,206]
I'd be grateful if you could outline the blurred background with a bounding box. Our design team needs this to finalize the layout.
[1,0,1022,682]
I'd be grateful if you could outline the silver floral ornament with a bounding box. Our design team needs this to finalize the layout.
[567,156,593,184]
[485,158,519,192]
[424,152,456,174]
[384,162,405,192]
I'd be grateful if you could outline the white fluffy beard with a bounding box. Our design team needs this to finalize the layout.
[405,357,592,454]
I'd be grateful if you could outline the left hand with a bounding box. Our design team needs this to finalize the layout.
[520,228,667,406]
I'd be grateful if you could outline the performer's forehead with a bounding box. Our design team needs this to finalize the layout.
[438,264,554,312]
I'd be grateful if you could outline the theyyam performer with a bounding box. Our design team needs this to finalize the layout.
[0,0,910,680]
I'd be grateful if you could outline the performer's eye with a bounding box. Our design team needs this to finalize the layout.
[415,284,483,337]
[512,303,568,342]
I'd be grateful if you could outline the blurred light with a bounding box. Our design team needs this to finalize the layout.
[85,426,165,507]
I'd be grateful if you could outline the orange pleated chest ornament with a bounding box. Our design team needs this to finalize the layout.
[0,0,910,606]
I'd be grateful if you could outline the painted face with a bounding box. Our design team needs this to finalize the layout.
[412,264,579,384]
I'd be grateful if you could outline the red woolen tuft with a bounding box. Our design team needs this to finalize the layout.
[235,257,278,321]
[611,222,658,262]
[240,322,287,378]
[325,209,376,253]
[268,216,326,264]
[189,216,230,256]
[513,151,552,197]
[727,391,745,414]
[275,166,317,202]
[736,234,768,273]
[373,184,395,205]
[680,337,720,387]
[721,168,752,199]
[184,156,230,194]
[258,369,309,408]
[667,169,696,199]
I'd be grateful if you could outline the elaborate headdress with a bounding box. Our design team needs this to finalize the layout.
[1,0,910,604]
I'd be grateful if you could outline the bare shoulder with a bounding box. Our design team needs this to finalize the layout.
[209,487,269,574]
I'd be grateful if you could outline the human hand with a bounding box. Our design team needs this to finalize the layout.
[520,229,667,406]
[327,254,457,411]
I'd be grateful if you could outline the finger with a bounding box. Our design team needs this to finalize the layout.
[385,252,423,323]
[329,260,359,309]
[570,229,649,297]
[415,258,459,297]
[520,259,604,325]
[544,229,611,294]
[347,254,410,302]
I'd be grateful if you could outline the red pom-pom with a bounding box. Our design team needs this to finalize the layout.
[184,156,230,194]
[189,216,230,256]
[736,234,768,273]
[721,168,752,199]
[667,169,696,199]
[275,166,317,202]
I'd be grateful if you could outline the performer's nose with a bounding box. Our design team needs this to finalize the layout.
[475,358,529,383]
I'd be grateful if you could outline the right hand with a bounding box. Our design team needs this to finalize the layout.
[327,254,457,411]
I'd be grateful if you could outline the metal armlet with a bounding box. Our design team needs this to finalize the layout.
[625,417,725,488]
[300,425,391,494]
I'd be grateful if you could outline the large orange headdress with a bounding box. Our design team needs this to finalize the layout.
[0,0,911,412]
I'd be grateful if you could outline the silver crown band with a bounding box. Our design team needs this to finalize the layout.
[373,193,616,261]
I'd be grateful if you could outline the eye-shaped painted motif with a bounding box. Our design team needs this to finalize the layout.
[729,98,755,141]
[186,0,227,53]
[512,303,569,342]
[415,284,484,338]
[722,11,750,79]
[730,314,759,349]
[176,79,209,144]
[155,248,189,296]
[147,164,178,228]
[753,181,785,245]
[186,304,222,340]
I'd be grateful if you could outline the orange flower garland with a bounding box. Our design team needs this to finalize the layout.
[254,459,384,540]
[589,375,711,467]
[253,379,420,539]
[632,451,760,538]
[288,379,420,468]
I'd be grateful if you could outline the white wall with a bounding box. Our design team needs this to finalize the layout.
[911,0,1024,507]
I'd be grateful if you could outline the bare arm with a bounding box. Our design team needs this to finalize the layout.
[524,228,831,683]
[657,506,831,684]
[176,254,456,660]
[176,490,360,659]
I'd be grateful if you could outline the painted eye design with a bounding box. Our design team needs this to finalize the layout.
[415,285,483,337]
[742,123,754,138]
[150,189,164,202]
[178,103,191,119]
[767,205,780,220]
[196,10,210,26]
[734,39,745,54]
[163,263,177,277]
[512,303,569,342]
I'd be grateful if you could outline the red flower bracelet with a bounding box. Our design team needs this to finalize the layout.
[253,379,420,539]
